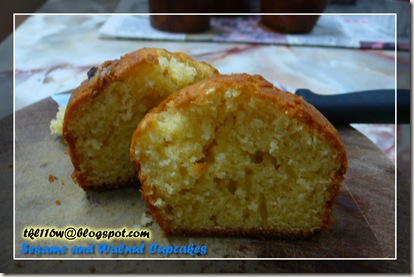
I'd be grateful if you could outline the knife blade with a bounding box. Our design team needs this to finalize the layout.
[294,89,410,124]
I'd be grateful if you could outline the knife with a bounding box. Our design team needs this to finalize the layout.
[294,89,410,124]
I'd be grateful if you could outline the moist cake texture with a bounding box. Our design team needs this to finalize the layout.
[131,74,347,238]
[63,48,219,190]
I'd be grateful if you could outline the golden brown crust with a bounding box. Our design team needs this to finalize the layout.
[131,73,348,238]
[63,48,219,190]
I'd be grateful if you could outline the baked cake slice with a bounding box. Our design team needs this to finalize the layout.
[63,48,219,190]
[131,74,347,238]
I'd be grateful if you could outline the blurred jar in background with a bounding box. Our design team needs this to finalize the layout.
[149,0,214,33]
[260,0,329,33]
[213,0,250,14]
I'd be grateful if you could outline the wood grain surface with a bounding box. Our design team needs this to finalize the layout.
[1,97,410,273]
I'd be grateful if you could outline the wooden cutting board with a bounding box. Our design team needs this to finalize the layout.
[3,96,409,272]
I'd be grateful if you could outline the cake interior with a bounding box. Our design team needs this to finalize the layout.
[136,87,343,234]
[66,52,215,188]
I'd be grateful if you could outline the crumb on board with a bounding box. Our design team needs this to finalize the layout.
[140,211,153,227]
[9,164,13,169]
[132,212,153,230]
[15,262,23,268]
[55,199,61,206]
[89,266,96,273]
[48,174,58,183]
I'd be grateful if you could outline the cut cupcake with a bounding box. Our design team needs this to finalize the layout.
[63,48,219,190]
[131,74,347,238]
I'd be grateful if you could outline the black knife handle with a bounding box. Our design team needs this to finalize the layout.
[295,89,410,124]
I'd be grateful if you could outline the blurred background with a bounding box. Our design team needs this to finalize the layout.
[1,0,411,42]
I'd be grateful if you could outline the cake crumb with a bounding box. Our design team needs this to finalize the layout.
[15,262,23,268]
[133,212,154,229]
[89,266,96,273]
[140,211,153,227]
[8,164,13,169]
[48,175,58,183]
[55,199,61,205]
